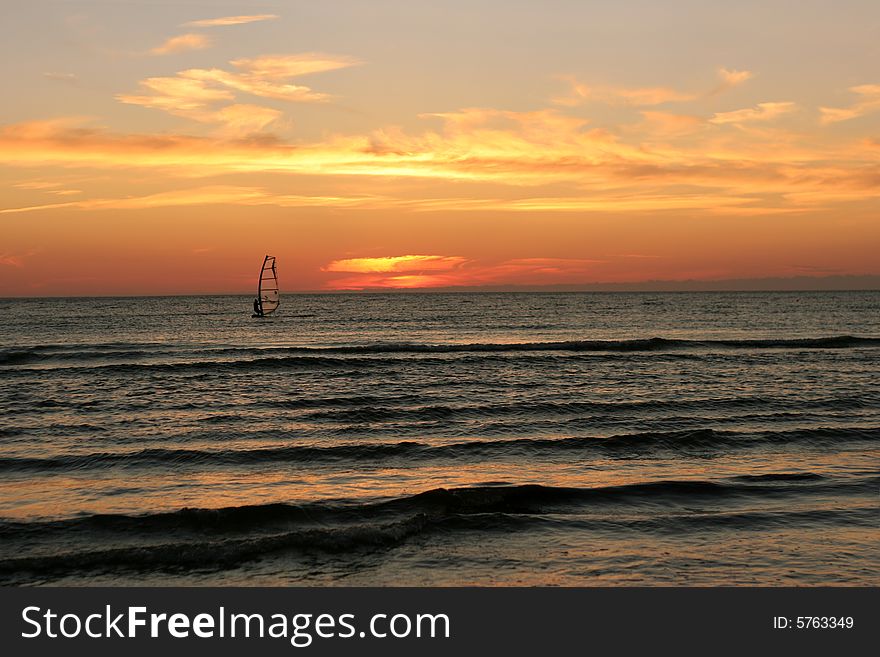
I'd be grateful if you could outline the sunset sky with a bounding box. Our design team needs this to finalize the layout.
[1,0,879,295]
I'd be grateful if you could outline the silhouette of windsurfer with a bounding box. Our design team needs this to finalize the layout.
[253,297,263,317]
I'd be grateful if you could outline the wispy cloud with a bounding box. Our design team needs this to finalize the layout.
[0,251,36,267]
[0,186,265,214]
[820,84,880,124]
[174,53,362,104]
[231,53,361,80]
[184,15,279,28]
[708,67,753,96]
[710,101,796,125]
[150,33,212,56]
[13,179,83,196]
[0,183,768,217]
[119,76,234,111]
[13,180,64,190]
[117,52,360,134]
[208,104,283,136]
[552,75,695,107]
[43,72,79,84]
[0,185,396,215]
[119,82,283,136]
[553,67,754,107]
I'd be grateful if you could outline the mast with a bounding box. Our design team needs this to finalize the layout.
[257,255,267,299]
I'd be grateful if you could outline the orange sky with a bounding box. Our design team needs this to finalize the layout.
[1,1,879,295]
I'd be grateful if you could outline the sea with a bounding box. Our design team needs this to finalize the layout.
[0,291,878,586]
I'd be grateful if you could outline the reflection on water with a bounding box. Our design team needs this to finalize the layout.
[0,291,878,585]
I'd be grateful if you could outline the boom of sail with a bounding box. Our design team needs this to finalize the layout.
[256,255,279,315]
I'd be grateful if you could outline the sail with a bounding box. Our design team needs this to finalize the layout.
[257,255,280,314]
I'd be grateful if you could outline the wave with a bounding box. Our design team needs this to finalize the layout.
[2,478,874,577]
[2,426,877,472]
[3,335,877,367]
[2,355,389,374]
[297,396,875,423]
[730,472,824,482]
[545,505,879,534]
[300,335,880,353]
[0,515,432,577]
[0,343,191,366]
[0,476,861,535]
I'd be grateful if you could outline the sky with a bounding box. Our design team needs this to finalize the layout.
[1,0,879,295]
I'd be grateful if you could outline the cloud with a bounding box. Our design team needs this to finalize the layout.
[322,256,606,289]
[323,255,468,273]
[13,180,64,190]
[1,186,264,214]
[0,181,765,216]
[718,68,753,87]
[708,67,753,96]
[209,104,283,137]
[117,77,274,135]
[0,185,396,215]
[710,102,796,125]
[0,254,25,267]
[43,72,79,84]
[552,75,696,107]
[231,54,359,79]
[0,115,795,185]
[118,95,283,136]
[819,106,861,124]
[117,52,360,132]
[13,179,83,196]
[118,76,234,113]
[184,15,279,28]
[553,67,753,107]
[467,195,756,213]
[0,251,36,267]
[3,87,879,220]
[820,84,880,124]
[175,53,362,103]
[325,272,463,289]
[179,67,331,103]
[150,33,212,56]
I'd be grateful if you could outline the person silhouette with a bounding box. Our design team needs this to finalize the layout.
[253,297,263,317]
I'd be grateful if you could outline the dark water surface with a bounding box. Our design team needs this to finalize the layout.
[0,291,878,585]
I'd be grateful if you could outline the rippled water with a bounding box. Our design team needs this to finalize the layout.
[0,291,878,585]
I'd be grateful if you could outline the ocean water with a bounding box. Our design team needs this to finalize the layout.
[0,291,878,586]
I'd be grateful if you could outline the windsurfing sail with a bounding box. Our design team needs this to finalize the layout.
[256,255,279,315]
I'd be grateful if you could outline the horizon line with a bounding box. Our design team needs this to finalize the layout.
[3,273,880,299]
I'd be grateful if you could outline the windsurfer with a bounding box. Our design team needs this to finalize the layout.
[253,297,263,317]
